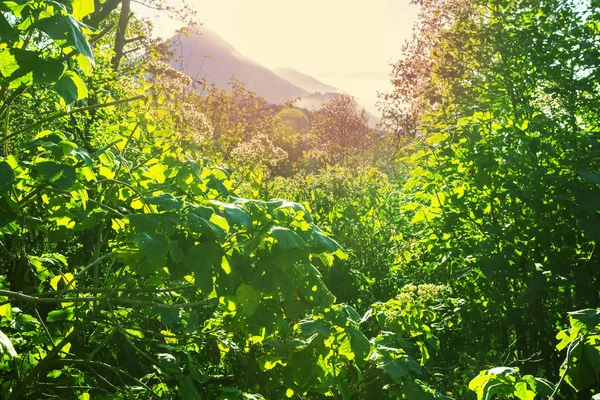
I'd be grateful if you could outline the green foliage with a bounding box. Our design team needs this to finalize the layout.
[0,1,445,398]
[469,367,554,400]
[0,109,362,396]
[376,0,600,396]
[1,0,600,397]
[468,309,600,399]
[0,0,93,100]
[555,309,600,393]
[268,166,406,306]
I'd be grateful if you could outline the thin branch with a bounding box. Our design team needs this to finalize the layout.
[51,359,156,398]
[35,309,56,346]
[32,284,199,297]
[86,198,125,217]
[58,253,114,296]
[0,87,27,120]
[0,289,216,309]
[122,46,142,56]
[124,35,145,44]
[85,364,119,392]
[0,95,146,146]
[90,139,123,157]
[549,337,582,400]
[90,22,116,45]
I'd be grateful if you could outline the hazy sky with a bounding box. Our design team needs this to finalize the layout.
[133,0,420,115]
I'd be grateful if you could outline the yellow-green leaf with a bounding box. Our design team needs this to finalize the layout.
[50,275,62,290]
[0,303,11,321]
[55,71,88,104]
[72,0,95,20]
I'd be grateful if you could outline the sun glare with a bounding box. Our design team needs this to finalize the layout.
[132,0,420,115]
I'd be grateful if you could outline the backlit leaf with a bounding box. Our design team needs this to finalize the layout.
[55,71,88,104]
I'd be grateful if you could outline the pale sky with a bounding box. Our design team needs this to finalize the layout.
[133,0,420,115]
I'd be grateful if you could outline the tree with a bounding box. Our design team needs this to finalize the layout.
[381,0,600,395]
[308,94,370,164]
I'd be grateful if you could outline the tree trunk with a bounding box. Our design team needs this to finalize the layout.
[111,0,131,70]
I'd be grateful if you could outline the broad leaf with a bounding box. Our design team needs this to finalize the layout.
[270,226,306,250]
[380,356,420,383]
[55,71,88,104]
[135,232,170,272]
[185,242,222,293]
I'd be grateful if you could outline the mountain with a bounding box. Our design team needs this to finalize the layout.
[167,28,308,103]
[165,27,379,127]
[273,67,340,94]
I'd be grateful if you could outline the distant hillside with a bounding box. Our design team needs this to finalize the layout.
[273,67,340,94]
[166,28,308,103]
[165,27,379,127]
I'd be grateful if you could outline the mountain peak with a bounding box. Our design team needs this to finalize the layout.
[166,27,308,103]
[165,27,378,126]
[183,26,235,52]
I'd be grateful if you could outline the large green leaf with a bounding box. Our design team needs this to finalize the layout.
[72,0,95,20]
[235,284,261,318]
[47,308,74,322]
[145,193,183,211]
[0,49,65,86]
[402,380,436,400]
[296,319,330,338]
[270,226,306,250]
[189,361,208,384]
[0,12,17,43]
[187,213,226,242]
[179,376,201,400]
[568,309,600,330]
[380,356,421,383]
[565,340,600,391]
[135,232,170,272]
[185,242,222,293]
[0,50,18,78]
[310,225,341,252]
[514,381,535,400]
[55,71,88,103]
[34,15,95,62]
[0,161,15,193]
[347,326,371,363]
[210,200,252,228]
[34,161,76,189]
